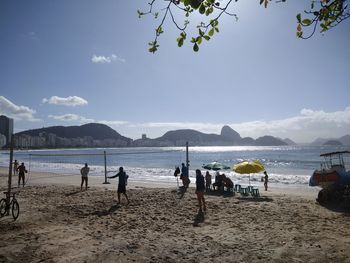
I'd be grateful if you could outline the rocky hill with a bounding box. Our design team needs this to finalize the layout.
[133,125,289,147]
[15,123,132,148]
[311,134,350,146]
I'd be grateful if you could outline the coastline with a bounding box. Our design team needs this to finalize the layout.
[1,168,350,262]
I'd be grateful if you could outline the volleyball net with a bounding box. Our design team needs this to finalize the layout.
[9,148,188,186]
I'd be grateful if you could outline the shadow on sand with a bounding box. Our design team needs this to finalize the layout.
[65,190,82,197]
[205,190,234,198]
[91,204,120,217]
[193,210,205,227]
[318,196,350,214]
[236,196,274,202]
[177,186,188,199]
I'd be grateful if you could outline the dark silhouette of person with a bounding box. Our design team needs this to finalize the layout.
[205,171,212,192]
[16,162,27,187]
[80,163,90,191]
[212,172,224,191]
[264,171,269,191]
[108,167,130,205]
[181,163,190,188]
[13,160,19,176]
[195,169,206,212]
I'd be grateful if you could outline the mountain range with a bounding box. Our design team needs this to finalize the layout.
[15,123,291,147]
[310,135,350,146]
[15,123,350,148]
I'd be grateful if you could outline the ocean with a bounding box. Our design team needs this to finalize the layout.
[1,145,349,187]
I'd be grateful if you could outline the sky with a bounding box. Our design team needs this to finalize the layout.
[0,0,350,143]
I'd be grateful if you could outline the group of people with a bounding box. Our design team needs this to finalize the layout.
[12,159,27,187]
[80,163,129,205]
[174,164,270,212]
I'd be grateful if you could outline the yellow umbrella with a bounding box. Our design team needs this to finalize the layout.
[232,160,265,185]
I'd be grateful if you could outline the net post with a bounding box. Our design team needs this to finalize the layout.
[102,150,110,184]
[6,134,14,215]
[186,141,189,170]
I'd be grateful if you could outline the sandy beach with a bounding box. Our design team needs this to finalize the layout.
[1,168,350,263]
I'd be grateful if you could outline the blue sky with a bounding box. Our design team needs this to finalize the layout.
[0,0,349,143]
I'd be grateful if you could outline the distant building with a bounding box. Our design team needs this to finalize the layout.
[0,134,6,148]
[142,134,147,140]
[0,115,14,146]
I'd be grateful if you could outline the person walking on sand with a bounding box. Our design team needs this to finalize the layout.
[205,171,212,192]
[13,159,19,176]
[80,163,90,191]
[17,162,27,187]
[264,171,269,191]
[108,167,130,205]
[195,169,206,212]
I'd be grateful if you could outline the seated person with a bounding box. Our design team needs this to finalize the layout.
[222,174,234,190]
[212,172,224,191]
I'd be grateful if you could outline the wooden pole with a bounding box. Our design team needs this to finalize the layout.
[103,150,110,184]
[186,141,189,170]
[6,134,14,214]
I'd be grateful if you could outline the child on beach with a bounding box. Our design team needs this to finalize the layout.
[17,162,27,187]
[264,171,269,191]
[80,163,90,191]
[195,169,206,212]
[108,167,130,205]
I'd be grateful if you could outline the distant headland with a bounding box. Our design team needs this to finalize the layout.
[8,123,350,149]
[11,123,292,149]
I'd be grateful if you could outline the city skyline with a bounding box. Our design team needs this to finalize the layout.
[1,1,350,143]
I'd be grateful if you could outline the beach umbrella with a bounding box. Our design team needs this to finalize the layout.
[232,160,265,186]
[202,161,230,171]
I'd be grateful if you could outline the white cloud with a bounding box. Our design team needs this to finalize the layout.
[48,114,94,123]
[0,96,40,121]
[42,96,88,107]
[230,107,350,142]
[98,120,129,126]
[91,54,125,64]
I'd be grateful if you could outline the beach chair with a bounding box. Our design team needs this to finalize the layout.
[240,187,249,196]
[247,185,254,193]
[251,188,260,197]
[234,184,241,193]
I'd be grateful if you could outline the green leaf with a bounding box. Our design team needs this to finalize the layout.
[197,36,202,45]
[189,0,201,9]
[203,35,210,41]
[184,0,190,6]
[215,27,219,33]
[302,19,312,26]
[199,4,206,14]
[296,13,301,23]
[193,43,199,52]
[296,31,303,38]
[208,28,215,36]
[177,38,184,47]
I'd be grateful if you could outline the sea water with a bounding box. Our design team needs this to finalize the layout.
[1,145,349,187]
